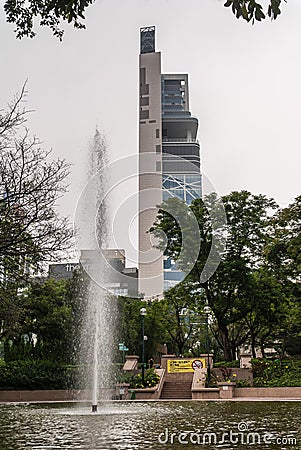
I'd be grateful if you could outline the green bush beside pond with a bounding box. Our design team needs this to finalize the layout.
[252,358,301,387]
[212,358,301,387]
[1,357,300,390]
[119,368,160,389]
[0,360,77,390]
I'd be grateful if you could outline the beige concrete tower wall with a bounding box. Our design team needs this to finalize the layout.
[138,51,163,298]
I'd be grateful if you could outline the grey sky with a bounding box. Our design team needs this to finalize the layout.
[1,0,300,228]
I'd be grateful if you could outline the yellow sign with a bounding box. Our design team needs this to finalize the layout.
[167,358,206,373]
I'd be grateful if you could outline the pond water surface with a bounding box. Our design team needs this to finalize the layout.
[0,401,300,449]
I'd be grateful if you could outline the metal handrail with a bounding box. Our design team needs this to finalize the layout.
[162,138,199,144]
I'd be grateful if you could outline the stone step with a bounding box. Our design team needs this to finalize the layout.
[162,387,191,390]
[160,381,192,399]
[161,393,192,399]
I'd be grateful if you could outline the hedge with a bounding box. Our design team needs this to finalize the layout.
[0,360,78,390]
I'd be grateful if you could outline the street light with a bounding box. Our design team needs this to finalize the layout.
[204,305,211,387]
[140,307,147,387]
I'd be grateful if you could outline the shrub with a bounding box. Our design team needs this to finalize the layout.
[0,360,77,390]
[214,360,240,368]
[118,368,160,389]
[251,358,301,387]
[235,379,251,387]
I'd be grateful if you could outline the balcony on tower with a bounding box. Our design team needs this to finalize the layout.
[161,73,201,205]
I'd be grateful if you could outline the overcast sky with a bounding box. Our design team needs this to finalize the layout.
[1,0,300,260]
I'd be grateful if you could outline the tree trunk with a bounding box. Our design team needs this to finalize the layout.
[217,318,234,361]
[251,333,257,358]
[260,337,266,359]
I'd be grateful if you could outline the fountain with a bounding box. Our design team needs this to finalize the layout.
[91,286,100,413]
[75,129,116,413]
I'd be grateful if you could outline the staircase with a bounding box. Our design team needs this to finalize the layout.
[160,381,192,399]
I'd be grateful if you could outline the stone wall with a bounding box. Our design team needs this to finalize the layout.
[0,390,77,403]
[235,387,301,398]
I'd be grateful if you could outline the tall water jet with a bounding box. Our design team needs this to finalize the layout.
[91,295,100,413]
[75,129,116,412]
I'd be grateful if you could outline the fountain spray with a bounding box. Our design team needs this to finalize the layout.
[77,129,116,413]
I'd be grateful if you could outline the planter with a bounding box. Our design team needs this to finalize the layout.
[217,382,236,399]
[191,387,220,400]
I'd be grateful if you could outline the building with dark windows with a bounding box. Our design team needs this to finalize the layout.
[49,249,138,297]
[138,27,201,297]
[161,74,202,290]
[161,74,201,205]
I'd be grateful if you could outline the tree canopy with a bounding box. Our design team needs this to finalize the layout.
[4,0,94,39]
[3,0,286,40]
[151,191,299,361]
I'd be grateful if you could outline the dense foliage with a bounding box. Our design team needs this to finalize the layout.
[0,360,77,390]
[119,368,160,389]
[1,274,87,365]
[251,358,301,387]
[151,192,300,361]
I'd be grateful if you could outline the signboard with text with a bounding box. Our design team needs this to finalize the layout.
[167,358,206,373]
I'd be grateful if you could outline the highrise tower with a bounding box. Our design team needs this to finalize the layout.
[138,27,201,298]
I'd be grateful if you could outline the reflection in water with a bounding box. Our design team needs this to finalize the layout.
[0,401,300,449]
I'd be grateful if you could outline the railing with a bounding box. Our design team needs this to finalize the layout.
[162,138,199,144]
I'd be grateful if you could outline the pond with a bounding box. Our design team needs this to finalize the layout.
[0,401,300,449]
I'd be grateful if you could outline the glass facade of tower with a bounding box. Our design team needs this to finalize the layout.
[161,75,202,289]
[161,75,201,205]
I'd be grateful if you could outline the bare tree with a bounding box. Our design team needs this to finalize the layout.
[0,84,73,282]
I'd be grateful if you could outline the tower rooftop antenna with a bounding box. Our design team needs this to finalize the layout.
[140,26,155,54]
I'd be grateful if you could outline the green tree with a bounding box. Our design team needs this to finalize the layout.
[64,268,90,361]
[241,268,289,358]
[0,282,26,342]
[266,196,301,280]
[117,297,141,357]
[264,196,301,356]
[4,0,94,39]
[152,191,281,361]
[117,296,168,362]
[160,281,204,356]
[2,278,76,363]
[22,279,74,362]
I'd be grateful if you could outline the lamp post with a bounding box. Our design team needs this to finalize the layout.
[204,305,211,387]
[140,307,147,387]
